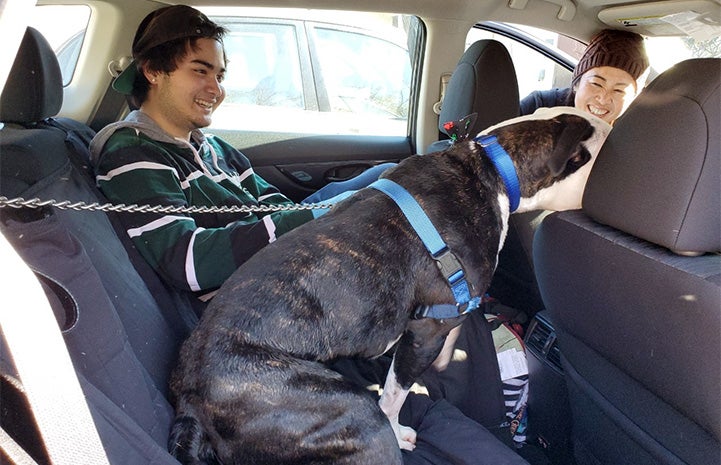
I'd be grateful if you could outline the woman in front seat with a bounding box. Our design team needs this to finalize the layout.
[520,28,649,125]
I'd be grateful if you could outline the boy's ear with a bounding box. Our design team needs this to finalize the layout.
[141,65,159,84]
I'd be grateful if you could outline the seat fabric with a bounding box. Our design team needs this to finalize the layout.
[428,39,520,151]
[0,27,196,465]
[534,58,721,465]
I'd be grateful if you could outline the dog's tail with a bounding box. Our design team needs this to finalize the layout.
[168,406,219,465]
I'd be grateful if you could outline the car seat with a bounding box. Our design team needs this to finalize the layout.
[0,27,196,464]
[426,39,546,316]
[533,58,721,465]
[427,39,520,152]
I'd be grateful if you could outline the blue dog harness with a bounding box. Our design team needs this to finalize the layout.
[368,135,520,320]
[474,135,521,213]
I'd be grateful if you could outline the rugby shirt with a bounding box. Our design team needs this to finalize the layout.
[90,110,313,293]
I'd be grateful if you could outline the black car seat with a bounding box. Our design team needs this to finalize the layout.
[427,39,519,152]
[0,27,196,464]
[0,27,535,465]
[533,58,721,465]
[427,38,544,316]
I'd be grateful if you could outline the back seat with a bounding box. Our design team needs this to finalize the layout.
[0,26,533,465]
[0,27,196,464]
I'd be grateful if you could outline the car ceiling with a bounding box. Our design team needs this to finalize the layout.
[84,0,719,41]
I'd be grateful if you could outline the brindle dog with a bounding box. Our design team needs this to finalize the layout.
[169,107,610,465]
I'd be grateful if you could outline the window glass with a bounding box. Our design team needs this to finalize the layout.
[31,5,91,86]
[211,22,305,129]
[313,26,411,121]
[203,7,418,136]
[644,35,721,74]
[469,23,721,101]
[467,25,579,100]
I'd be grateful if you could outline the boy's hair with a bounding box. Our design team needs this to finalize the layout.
[112,5,227,107]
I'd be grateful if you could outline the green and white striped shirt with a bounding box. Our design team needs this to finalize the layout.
[90,111,313,293]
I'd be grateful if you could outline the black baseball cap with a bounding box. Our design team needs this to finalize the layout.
[112,5,222,95]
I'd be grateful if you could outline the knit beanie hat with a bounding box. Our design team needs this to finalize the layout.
[572,29,649,89]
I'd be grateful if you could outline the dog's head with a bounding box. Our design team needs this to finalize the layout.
[480,106,611,212]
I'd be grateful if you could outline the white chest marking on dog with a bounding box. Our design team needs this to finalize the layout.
[496,193,510,268]
[379,359,417,450]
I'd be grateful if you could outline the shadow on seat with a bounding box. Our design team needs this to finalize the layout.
[533,58,720,465]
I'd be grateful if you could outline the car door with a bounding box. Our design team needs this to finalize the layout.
[205,8,419,202]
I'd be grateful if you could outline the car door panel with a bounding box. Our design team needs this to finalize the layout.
[236,134,411,201]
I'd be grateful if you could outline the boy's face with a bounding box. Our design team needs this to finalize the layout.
[574,66,637,125]
[143,38,226,139]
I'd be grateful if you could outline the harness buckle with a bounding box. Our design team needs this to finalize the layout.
[433,248,464,283]
[413,305,431,319]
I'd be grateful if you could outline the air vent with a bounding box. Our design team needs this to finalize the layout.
[547,343,563,372]
[525,314,564,373]
[526,319,552,355]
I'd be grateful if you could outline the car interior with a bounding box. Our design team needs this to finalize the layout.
[0,0,719,464]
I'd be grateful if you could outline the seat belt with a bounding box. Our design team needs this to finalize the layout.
[432,72,452,115]
[0,426,38,465]
[0,233,111,465]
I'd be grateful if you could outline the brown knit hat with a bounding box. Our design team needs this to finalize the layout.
[572,29,649,88]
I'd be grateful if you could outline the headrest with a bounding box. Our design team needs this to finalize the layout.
[439,39,519,138]
[584,58,720,255]
[0,27,63,124]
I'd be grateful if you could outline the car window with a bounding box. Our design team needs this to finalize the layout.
[467,24,580,100]
[469,22,721,101]
[210,20,307,130]
[31,5,91,86]
[312,26,411,120]
[203,7,419,137]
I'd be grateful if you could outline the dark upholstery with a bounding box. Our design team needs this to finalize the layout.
[0,27,63,123]
[428,39,519,152]
[534,58,721,465]
[584,58,720,255]
[0,27,194,464]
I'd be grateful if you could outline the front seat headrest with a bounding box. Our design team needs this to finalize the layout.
[583,58,720,255]
[0,27,63,124]
[438,39,519,138]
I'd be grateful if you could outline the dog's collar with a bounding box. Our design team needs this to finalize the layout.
[474,135,520,213]
[369,178,481,319]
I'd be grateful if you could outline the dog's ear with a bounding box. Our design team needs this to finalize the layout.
[547,115,595,177]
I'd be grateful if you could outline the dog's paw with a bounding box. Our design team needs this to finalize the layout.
[396,424,417,451]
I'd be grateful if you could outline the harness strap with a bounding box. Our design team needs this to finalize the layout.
[475,135,521,212]
[369,178,480,319]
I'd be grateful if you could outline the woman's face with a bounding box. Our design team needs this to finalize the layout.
[574,66,637,124]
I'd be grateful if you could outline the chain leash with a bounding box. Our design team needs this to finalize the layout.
[0,196,333,214]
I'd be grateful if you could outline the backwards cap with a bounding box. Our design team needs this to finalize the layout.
[113,5,221,94]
